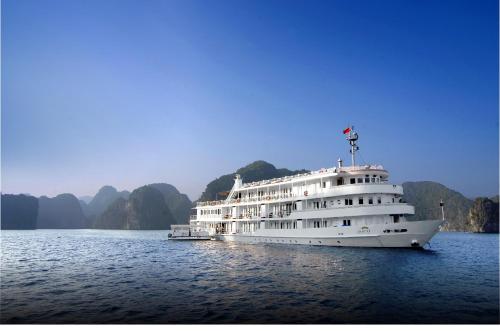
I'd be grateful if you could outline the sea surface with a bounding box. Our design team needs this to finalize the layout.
[0,230,498,324]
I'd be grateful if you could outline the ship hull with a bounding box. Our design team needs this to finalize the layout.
[213,219,443,248]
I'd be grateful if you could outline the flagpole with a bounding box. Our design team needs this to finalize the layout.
[344,125,359,167]
[350,129,355,166]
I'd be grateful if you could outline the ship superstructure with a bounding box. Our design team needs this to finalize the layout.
[187,127,443,248]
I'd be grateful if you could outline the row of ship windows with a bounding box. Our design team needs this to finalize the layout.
[267,221,297,229]
[334,175,381,187]
[267,219,356,229]
[312,219,351,228]
[311,196,389,209]
[201,209,221,215]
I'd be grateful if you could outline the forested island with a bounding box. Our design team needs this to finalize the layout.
[1,161,498,232]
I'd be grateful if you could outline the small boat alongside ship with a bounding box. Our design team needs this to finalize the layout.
[168,225,210,240]
[170,127,444,248]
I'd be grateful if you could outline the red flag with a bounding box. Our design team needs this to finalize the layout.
[343,127,351,134]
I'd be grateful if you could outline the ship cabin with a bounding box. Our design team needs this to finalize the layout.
[191,164,410,235]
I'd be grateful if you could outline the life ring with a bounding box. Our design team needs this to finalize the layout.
[236,199,241,203]
[266,196,271,200]
[304,191,308,196]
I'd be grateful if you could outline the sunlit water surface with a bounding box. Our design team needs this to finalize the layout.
[1,230,498,323]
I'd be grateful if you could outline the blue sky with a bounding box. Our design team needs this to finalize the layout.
[2,0,498,200]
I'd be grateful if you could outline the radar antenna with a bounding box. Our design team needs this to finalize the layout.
[345,126,359,166]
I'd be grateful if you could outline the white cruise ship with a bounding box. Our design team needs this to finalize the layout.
[188,127,444,248]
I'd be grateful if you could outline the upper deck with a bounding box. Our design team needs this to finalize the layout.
[197,164,389,207]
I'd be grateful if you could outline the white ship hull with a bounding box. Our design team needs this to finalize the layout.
[214,219,443,248]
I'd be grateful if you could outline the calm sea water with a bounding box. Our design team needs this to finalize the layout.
[0,230,498,324]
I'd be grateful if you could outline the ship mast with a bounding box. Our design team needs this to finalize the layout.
[346,126,359,166]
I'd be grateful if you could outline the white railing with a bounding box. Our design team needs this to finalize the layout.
[197,182,398,207]
[222,183,400,205]
[197,199,226,207]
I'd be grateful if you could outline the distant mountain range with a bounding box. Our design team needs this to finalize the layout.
[2,182,190,230]
[1,160,498,232]
[1,194,38,229]
[37,194,87,229]
[402,181,473,231]
[93,185,176,230]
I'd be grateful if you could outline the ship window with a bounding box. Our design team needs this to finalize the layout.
[322,181,326,188]
[401,229,407,232]
[357,178,363,183]
[368,198,373,204]
[371,178,375,183]
[393,215,400,223]
[359,198,364,205]
[350,178,355,184]
[337,178,344,186]
[344,199,353,205]
[342,219,351,226]
[377,197,382,204]
[364,178,370,183]
[322,201,327,208]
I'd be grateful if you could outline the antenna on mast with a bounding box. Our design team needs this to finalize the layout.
[344,125,359,166]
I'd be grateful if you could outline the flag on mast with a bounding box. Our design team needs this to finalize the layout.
[343,127,351,134]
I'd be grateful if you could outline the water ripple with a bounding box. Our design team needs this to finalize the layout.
[0,230,498,324]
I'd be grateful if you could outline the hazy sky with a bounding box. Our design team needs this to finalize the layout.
[2,0,498,200]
